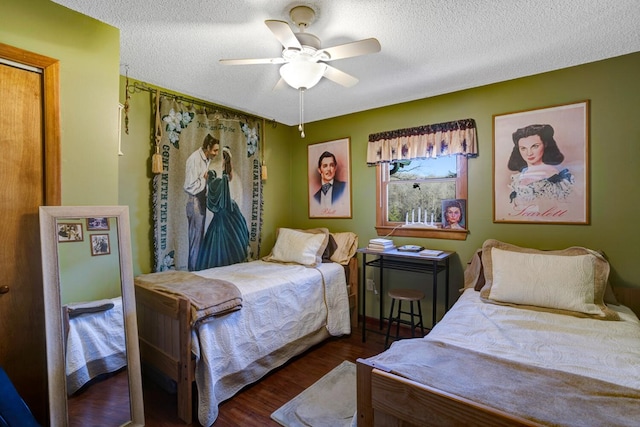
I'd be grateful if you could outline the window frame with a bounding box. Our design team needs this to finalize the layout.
[375,155,469,240]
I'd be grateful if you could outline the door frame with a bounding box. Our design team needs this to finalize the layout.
[0,43,61,205]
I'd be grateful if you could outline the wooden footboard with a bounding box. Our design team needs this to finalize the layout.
[135,285,194,424]
[346,257,359,327]
[356,358,540,427]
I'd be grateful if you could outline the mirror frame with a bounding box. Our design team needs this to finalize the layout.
[39,206,144,426]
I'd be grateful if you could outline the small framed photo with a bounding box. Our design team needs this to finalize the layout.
[57,223,83,242]
[87,217,110,230]
[307,137,352,218]
[90,234,110,256]
[442,199,466,230]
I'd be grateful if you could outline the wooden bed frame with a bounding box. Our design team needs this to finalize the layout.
[135,257,358,424]
[355,286,640,427]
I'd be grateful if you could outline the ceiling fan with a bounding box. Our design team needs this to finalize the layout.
[220,5,381,90]
[219,5,381,137]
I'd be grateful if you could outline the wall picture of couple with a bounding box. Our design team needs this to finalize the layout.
[493,101,589,224]
[307,137,352,218]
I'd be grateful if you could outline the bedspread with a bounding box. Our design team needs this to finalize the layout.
[430,288,640,388]
[365,289,640,426]
[367,339,640,426]
[191,260,351,426]
[65,296,126,395]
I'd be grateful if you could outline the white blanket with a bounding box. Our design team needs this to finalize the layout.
[65,296,127,395]
[426,288,640,389]
[191,260,351,426]
[365,289,640,426]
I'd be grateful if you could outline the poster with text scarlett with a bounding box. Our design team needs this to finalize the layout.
[493,101,589,224]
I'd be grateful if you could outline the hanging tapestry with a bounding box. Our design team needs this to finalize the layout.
[152,97,262,272]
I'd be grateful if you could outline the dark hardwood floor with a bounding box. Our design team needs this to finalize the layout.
[144,324,387,426]
[68,323,389,426]
[67,368,131,427]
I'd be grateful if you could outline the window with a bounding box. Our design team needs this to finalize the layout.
[375,155,468,240]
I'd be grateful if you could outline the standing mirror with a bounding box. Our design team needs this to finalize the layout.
[39,206,144,426]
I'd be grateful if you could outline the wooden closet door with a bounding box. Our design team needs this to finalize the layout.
[0,61,48,423]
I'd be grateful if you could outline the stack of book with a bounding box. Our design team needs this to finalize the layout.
[367,238,395,252]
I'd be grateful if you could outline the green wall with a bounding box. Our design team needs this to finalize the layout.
[120,52,640,320]
[1,0,121,205]
[119,57,640,285]
[296,53,640,292]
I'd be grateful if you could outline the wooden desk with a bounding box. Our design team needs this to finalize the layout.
[357,247,454,342]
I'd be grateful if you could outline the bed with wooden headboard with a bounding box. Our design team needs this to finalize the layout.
[135,228,358,425]
[357,239,640,427]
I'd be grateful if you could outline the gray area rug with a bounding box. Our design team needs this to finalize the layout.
[271,360,357,427]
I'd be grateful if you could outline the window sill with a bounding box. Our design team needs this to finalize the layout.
[375,225,468,241]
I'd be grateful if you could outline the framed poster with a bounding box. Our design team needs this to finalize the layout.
[57,223,83,242]
[493,100,589,224]
[442,199,466,230]
[90,234,111,256]
[307,137,352,218]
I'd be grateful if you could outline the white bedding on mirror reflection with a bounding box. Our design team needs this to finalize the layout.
[65,296,127,395]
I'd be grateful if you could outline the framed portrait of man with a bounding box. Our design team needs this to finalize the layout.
[307,137,352,218]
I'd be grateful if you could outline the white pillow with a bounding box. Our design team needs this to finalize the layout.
[264,228,328,266]
[489,248,601,314]
[479,239,619,320]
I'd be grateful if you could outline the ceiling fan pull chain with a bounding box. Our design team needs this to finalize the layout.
[299,88,305,138]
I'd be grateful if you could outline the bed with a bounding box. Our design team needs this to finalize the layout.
[64,296,127,395]
[356,239,640,427]
[135,228,359,426]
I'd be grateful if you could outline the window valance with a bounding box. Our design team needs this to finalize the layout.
[367,118,478,165]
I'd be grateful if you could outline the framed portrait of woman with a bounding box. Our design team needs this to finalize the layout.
[493,100,589,224]
[442,199,466,230]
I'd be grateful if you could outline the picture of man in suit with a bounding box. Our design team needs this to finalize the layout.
[313,151,346,207]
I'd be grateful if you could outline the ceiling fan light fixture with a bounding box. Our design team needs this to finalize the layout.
[279,61,327,90]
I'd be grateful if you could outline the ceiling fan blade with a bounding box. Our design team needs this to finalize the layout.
[320,38,381,61]
[323,65,359,87]
[219,57,286,65]
[265,20,302,50]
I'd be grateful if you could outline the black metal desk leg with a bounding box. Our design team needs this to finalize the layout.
[445,257,450,311]
[361,253,367,342]
[432,259,437,327]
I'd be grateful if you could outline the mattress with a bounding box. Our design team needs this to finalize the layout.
[190,260,351,426]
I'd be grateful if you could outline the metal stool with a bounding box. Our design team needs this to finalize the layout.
[385,289,425,349]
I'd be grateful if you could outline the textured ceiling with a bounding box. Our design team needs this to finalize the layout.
[52,0,640,126]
